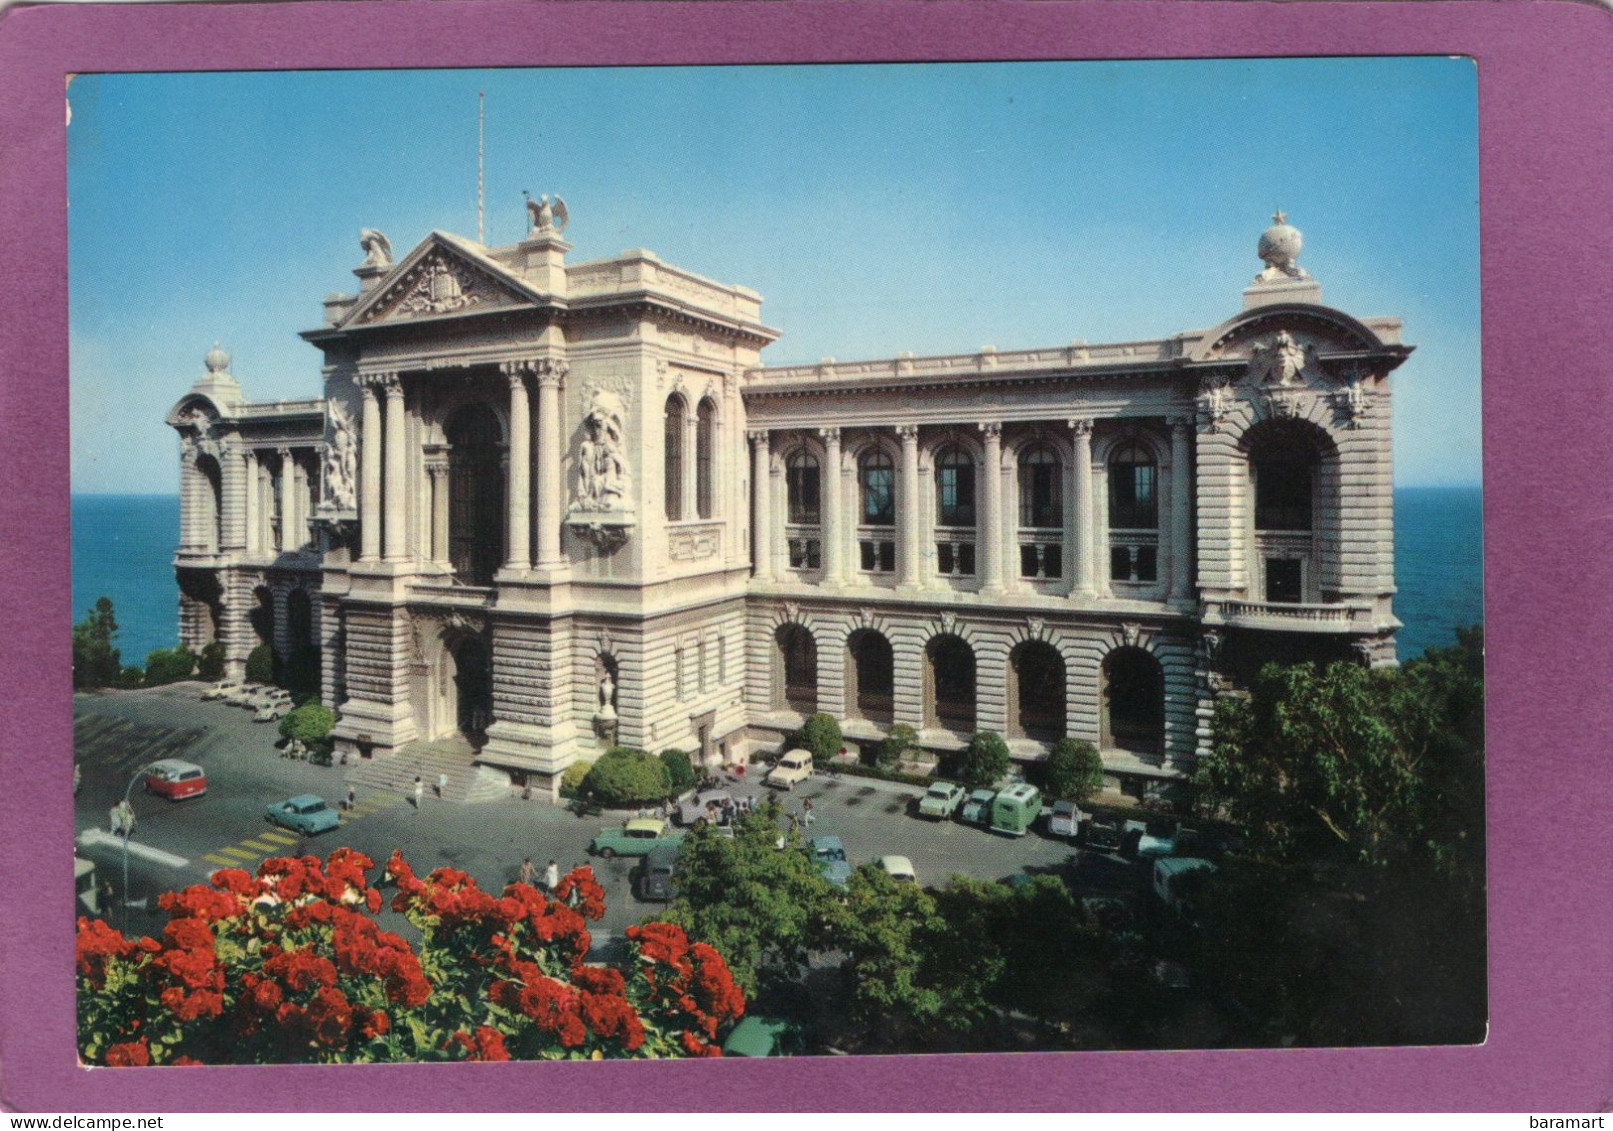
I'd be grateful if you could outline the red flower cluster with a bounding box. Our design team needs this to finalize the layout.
[449,1026,510,1062]
[104,1037,151,1067]
[330,906,429,1007]
[76,917,150,988]
[625,922,745,1053]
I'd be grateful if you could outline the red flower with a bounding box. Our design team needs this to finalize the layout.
[303,985,354,1047]
[76,918,136,986]
[104,1038,151,1067]
[450,1025,510,1062]
[678,1029,722,1058]
[359,1009,390,1040]
[170,1056,205,1066]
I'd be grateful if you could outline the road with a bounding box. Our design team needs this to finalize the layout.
[73,683,1150,945]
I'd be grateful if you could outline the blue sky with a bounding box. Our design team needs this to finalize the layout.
[67,58,1479,493]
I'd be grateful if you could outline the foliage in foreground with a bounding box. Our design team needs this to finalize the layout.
[76,850,744,1065]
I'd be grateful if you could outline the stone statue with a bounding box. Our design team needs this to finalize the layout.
[323,399,359,510]
[596,670,617,720]
[359,228,393,268]
[525,192,569,236]
[574,388,632,511]
[1254,210,1311,282]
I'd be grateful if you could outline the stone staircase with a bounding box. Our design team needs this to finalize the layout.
[341,736,512,804]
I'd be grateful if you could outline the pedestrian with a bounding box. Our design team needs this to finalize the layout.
[545,859,559,893]
[519,857,539,887]
[412,775,423,810]
[346,785,356,812]
[437,772,447,799]
[803,798,815,828]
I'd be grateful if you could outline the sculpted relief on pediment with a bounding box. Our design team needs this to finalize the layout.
[360,249,525,323]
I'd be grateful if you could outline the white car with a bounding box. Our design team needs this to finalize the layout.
[765,749,814,790]
[254,700,290,723]
[1045,799,1084,839]
[201,679,241,701]
[224,683,264,707]
[879,855,918,885]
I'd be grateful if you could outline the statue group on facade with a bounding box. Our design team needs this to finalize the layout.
[573,388,632,513]
[322,399,358,511]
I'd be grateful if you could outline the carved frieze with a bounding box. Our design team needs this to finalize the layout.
[668,526,720,562]
[363,249,514,322]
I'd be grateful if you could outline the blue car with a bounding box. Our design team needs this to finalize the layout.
[265,794,341,835]
[808,836,852,886]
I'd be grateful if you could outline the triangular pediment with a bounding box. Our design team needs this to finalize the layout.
[339,233,541,328]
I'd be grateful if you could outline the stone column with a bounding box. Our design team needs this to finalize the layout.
[684,411,700,522]
[502,361,532,570]
[429,464,449,565]
[243,449,260,557]
[979,423,1003,593]
[535,360,566,566]
[381,374,407,561]
[749,429,772,581]
[897,424,922,588]
[1169,416,1194,601]
[819,427,843,584]
[1069,418,1094,596]
[287,452,307,551]
[359,379,382,562]
[178,448,200,552]
[261,458,276,553]
[220,444,244,551]
[275,448,294,552]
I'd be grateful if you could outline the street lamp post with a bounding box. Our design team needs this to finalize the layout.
[117,764,151,933]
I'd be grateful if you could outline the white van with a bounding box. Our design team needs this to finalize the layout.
[1152,856,1216,913]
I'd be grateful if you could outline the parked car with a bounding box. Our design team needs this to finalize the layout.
[143,758,208,800]
[675,789,734,827]
[958,788,997,826]
[1045,799,1084,838]
[223,683,264,707]
[1082,815,1124,853]
[990,783,1043,836]
[808,835,852,886]
[264,794,340,835]
[1130,819,1180,859]
[201,679,241,701]
[254,700,291,723]
[878,855,918,885]
[721,1015,804,1057]
[765,749,814,790]
[589,817,685,859]
[632,843,681,902]
[1153,856,1217,912]
[917,780,967,819]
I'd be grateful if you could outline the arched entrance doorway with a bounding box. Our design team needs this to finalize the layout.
[446,403,504,586]
[845,629,894,724]
[447,634,492,744]
[1101,646,1164,755]
[926,634,976,733]
[774,623,817,714]
[1010,641,1066,741]
[284,589,319,694]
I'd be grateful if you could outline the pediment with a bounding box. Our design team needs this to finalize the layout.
[339,234,538,328]
[1192,304,1387,367]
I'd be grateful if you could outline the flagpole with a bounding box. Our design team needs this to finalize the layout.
[477,91,485,244]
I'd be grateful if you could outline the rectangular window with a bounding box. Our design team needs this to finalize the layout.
[862,467,895,526]
[1136,545,1157,582]
[879,540,895,572]
[937,542,954,574]
[1111,545,1132,581]
[1266,558,1303,603]
[860,540,876,571]
[957,543,975,575]
[1043,544,1062,578]
[806,540,821,570]
[860,539,895,573]
[1020,544,1039,578]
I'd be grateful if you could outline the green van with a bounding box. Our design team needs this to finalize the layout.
[990,783,1043,836]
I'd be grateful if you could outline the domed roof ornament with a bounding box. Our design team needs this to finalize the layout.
[1255,209,1311,282]
[204,341,231,373]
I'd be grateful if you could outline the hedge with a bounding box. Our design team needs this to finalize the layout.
[245,644,275,685]
[875,723,921,771]
[196,642,226,682]
[960,730,1011,788]
[143,645,196,687]
[659,748,696,794]
[583,747,671,806]
[559,760,594,798]
[826,759,935,789]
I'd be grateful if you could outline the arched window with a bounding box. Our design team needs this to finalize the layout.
[1251,424,1318,531]
[664,395,687,521]
[1102,647,1164,755]
[775,624,817,714]
[696,398,717,519]
[860,450,895,526]
[195,454,223,553]
[446,403,504,586]
[926,634,976,732]
[1011,641,1066,741]
[787,452,821,525]
[1109,441,1158,529]
[1019,446,1062,528]
[845,629,894,722]
[935,448,976,527]
[250,586,275,648]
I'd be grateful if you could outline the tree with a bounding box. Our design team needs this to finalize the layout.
[583,747,670,806]
[959,730,1010,788]
[796,713,843,763]
[280,703,336,745]
[143,645,196,687]
[658,748,696,794]
[196,642,226,682]
[72,597,123,689]
[75,850,745,1065]
[245,643,275,685]
[876,723,920,771]
[663,796,841,995]
[1042,738,1105,803]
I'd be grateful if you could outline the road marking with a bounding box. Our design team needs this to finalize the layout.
[259,831,298,844]
[238,839,279,852]
[203,853,236,867]
[216,847,258,861]
[76,829,189,868]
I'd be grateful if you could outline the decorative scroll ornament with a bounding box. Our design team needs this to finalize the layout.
[1263,387,1306,420]
[444,609,487,636]
[525,192,569,236]
[1025,616,1046,642]
[359,228,393,268]
[1199,630,1223,662]
[321,399,359,511]
[936,611,959,638]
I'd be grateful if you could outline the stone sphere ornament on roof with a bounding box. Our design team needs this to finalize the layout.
[205,341,231,373]
[1255,209,1311,282]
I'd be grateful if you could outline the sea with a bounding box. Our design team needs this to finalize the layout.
[70,487,1483,668]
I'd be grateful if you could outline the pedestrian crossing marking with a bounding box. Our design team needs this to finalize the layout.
[203,854,235,867]
[217,847,258,861]
[259,831,298,844]
[238,839,279,852]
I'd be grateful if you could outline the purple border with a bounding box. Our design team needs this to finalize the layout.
[5,0,1611,1113]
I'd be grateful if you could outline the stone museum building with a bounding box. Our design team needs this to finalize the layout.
[166,202,1409,798]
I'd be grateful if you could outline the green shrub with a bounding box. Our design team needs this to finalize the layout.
[279,703,336,745]
[245,644,275,685]
[1043,738,1105,803]
[797,713,843,763]
[560,760,594,797]
[877,723,921,770]
[115,666,145,689]
[583,747,671,806]
[659,748,696,794]
[960,730,1011,788]
[828,760,935,789]
[143,645,196,687]
[72,597,123,690]
[196,641,226,682]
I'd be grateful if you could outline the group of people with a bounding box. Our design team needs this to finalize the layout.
[408,773,450,809]
[518,857,562,894]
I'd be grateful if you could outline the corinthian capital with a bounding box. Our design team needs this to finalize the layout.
[816,426,841,445]
[747,428,771,447]
[534,358,570,387]
[1067,417,1094,438]
[895,424,920,441]
[978,422,1002,441]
